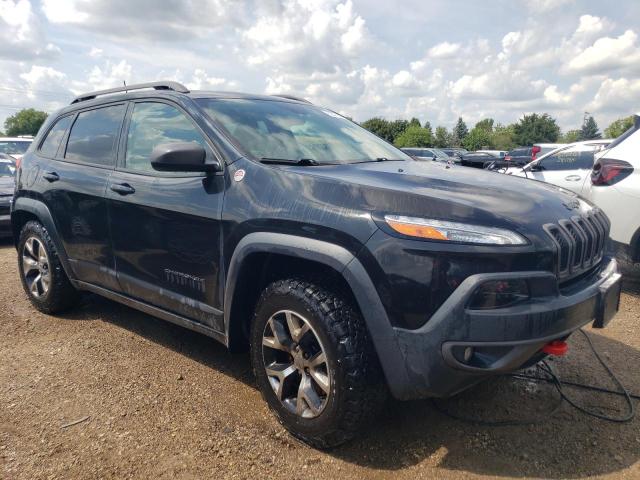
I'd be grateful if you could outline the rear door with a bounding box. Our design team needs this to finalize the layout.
[39,103,125,291]
[107,100,225,331]
[530,144,599,193]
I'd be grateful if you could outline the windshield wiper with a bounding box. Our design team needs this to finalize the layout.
[352,157,405,164]
[259,157,320,166]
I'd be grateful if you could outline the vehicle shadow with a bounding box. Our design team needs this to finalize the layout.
[57,294,640,478]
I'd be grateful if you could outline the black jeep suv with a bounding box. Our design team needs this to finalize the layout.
[12,82,622,447]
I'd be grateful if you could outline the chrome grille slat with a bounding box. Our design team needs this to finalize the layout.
[544,209,609,281]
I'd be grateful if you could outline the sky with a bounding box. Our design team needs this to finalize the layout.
[1,0,639,133]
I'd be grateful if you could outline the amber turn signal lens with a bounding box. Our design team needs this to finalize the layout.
[386,219,448,240]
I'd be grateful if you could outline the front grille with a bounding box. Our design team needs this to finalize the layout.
[544,209,609,281]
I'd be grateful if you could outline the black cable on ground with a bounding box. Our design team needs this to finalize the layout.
[432,328,638,426]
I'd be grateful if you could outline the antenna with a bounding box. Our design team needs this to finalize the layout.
[123,80,127,93]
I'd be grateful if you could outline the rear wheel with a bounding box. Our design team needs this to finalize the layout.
[18,221,79,314]
[250,278,387,448]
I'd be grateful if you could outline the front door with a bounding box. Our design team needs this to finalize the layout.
[107,100,225,331]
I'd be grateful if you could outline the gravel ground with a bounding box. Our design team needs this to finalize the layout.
[1,238,639,479]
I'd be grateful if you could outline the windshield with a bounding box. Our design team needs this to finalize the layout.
[0,163,15,176]
[0,140,30,155]
[196,98,411,165]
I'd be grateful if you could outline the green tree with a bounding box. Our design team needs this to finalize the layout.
[604,116,634,138]
[580,115,601,140]
[433,126,450,148]
[423,120,433,138]
[393,125,432,148]
[490,123,516,150]
[389,120,409,142]
[452,117,468,145]
[512,113,560,146]
[475,118,494,133]
[360,117,393,142]
[4,108,48,136]
[462,127,492,151]
[408,117,421,128]
[561,129,581,143]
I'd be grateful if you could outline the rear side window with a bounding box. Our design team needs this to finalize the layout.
[539,145,598,171]
[39,116,73,158]
[65,105,125,166]
[125,102,209,172]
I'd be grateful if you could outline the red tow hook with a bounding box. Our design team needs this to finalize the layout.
[542,340,569,356]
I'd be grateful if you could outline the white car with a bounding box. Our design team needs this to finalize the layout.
[506,139,611,194]
[582,115,640,265]
[0,136,33,162]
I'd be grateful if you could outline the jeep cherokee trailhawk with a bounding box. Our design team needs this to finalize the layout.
[12,82,622,447]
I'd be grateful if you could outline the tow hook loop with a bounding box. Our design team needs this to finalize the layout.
[542,340,568,356]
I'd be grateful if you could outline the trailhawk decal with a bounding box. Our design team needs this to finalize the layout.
[164,269,206,293]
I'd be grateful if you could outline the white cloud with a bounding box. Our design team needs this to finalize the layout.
[566,30,640,75]
[427,41,461,59]
[524,0,575,12]
[587,77,640,113]
[88,47,103,58]
[0,0,59,60]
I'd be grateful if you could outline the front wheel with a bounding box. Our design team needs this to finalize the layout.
[250,279,387,448]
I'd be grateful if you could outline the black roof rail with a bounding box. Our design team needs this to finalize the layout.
[71,81,190,104]
[272,94,312,104]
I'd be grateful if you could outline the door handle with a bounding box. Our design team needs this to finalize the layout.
[42,171,59,182]
[110,183,136,195]
[564,175,582,181]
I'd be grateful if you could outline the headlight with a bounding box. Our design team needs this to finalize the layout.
[384,215,528,245]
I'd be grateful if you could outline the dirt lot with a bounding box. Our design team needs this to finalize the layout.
[1,239,639,480]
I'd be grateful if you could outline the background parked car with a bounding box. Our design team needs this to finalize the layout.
[507,140,611,194]
[401,147,458,163]
[477,149,507,158]
[460,151,498,168]
[534,143,566,156]
[583,114,640,268]
[0,157,16,237]
[441,147,468,159]
[505,147,535,166]
[0,136,33,162]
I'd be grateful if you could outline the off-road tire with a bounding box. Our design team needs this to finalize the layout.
[250,278,387,449]
[18,221,79,314]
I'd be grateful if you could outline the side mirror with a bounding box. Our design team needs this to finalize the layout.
[150,142,222,173]
[529,163,542,172]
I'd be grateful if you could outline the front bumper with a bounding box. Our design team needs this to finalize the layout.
[386,257,621,400]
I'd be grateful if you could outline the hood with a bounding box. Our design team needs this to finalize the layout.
[0,175,15,196]
[284,160,594,246]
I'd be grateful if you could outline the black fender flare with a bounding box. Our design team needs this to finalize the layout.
[11,196,76,280]
[223,232,410,399]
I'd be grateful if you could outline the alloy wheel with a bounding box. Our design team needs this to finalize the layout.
[22,237,51,298]
[262,310,331,418]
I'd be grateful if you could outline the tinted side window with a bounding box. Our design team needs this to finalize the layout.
[65,105,125,166]
[540,146,597,171]
[39,116,73,158]
[125,102,208,172]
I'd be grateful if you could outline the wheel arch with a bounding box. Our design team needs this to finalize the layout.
[11,197,75,279]
[223,232,410,397]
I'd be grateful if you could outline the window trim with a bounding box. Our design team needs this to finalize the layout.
[116,98,223,178]
[35,114,75,159]
[56,101,128,170]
